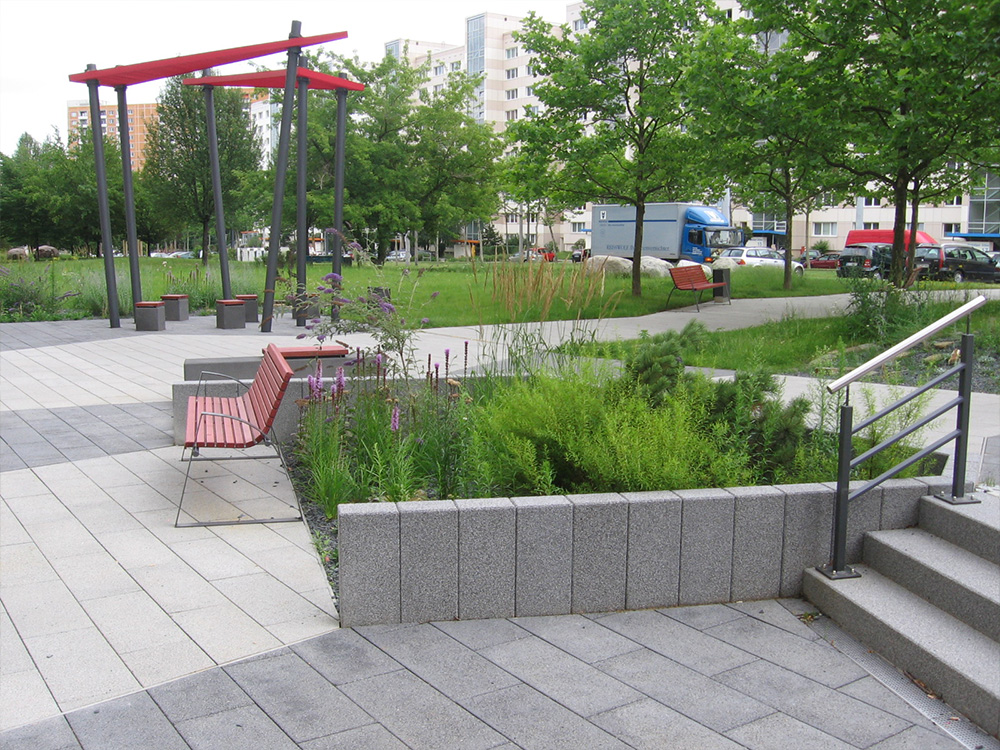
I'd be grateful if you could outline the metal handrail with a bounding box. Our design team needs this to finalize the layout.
[826,295,987,394]
[819,295,986,580]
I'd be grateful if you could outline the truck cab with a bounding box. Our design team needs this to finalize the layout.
[682,206,744,262]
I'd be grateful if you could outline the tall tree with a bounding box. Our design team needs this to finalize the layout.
[740,0,1000,285]
[143,74,260,264]
[511,0,722,297]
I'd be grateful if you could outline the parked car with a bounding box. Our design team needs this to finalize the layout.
[805,251,841,269]
[571,247,591,263]
[714,246,804,275]
[508,248,543,262]
[914,243,1000,283]
[836,243,894,279]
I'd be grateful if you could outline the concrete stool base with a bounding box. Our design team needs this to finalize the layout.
[216,300,246,329]
[161,294,189,321]
[135,302,166,331]
[235,294,259,323]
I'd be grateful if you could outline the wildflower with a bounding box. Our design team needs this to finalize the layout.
[430,291,440,299]
[421,317,430,325]
[391,406,400,432]
[379,301,396,315]
[335,366,346,396]
[296,333,307,339]
[323,272,342,284]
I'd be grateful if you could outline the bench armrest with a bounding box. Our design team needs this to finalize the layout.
[196,371,252,400]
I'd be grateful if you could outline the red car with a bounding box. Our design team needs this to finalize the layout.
[803,251,841,269]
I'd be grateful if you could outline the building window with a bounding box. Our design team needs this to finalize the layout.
[451,61,461,71]
[943,223,961,234]
[863,222,880,230]
[505,213,519,223]
[506,67,518,79]
[813,222,837,237]
[571,222,587,233]
[434,84,444,94]
[526,63,536,76]
[573,18,587,31]
[524,104,537,116]
[505,46,518,58]
[862,196,880,206]
[946,195,962,206]
[526,86,535,97]
[433,64,445,76]
[506,89,518,100]
[505,109,519,121]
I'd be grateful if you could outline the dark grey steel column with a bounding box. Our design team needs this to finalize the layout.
[87,66,120,327]
[261,20,302,332]
[295,75,309,326]
[332,86,347,280]
[116,85,142,309]
[203,83,233,300]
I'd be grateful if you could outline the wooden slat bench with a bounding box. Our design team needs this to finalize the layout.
[176,342,298,528]
[666,265,730,312]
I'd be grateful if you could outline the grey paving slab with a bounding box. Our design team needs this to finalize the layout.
[356,622,520,701]
[0,715,82,750]
[290,625,400,688]
[723,711,855,749]
[299,723,408,750]
[432,617,533,651]
[174,704,298,750]
[224,650,372,743]
[511,614,642,664]
[148,667,254,723]
[337,669,507,750]
[65,691,188,750]
[460,684,631,750]
[480,634,643,717]
[590,697,745,750]
[868,724,968,749]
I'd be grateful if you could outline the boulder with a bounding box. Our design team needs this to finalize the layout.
[583,254,633,277]
[710,257,740,271]
[639,256,673,277]
[676,259,713,280]
[6,246,29,260]
[36,245,59,259]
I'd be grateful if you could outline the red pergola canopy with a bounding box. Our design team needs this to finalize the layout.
[183,68,365,92]
[69,31,348,87]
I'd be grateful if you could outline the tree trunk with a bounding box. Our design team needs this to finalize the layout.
[201,219,210,266]
[783,171,794,290]
[632,201,645,297]
[891,177,909,285]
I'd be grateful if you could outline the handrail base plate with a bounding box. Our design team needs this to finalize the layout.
[817,563,862,580]
[934,492,983,506]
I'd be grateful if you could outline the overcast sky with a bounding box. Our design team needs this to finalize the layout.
[0,0,571,156]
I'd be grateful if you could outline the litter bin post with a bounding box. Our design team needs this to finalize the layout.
[712,267,731,302]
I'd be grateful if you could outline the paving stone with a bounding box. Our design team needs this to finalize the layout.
[512,495,573,617]
[337,503,400,627]
[594,610,756,676]
[837,676,941,731]
[461,684,631,750]
[590,697,744,749]
[675,488,735,605]
[432,618,533,652]
[148,667,253,723]
[622,491,682,610]
[595,648,772,733]
[174,704,298,750]
[511,614,641,664]
[716,659,911,747]
[291,629,402,686]
[705,614,866,688]
[169,603,282,664]
[661,603,744,631]
[725,600,820,640]
[723,711,854,749]
[567,493,628,613]
[480,635,642,717]
[357,622,519,701]
[867,724,966,749]
[299,723,408,749]
[224,650,371,743]
[456,497,516,620]
[338,669,506,750]
[729,485,784,600]
[65,691,187,750]
[398,500,459,623]
[0,715,81,750]
[0,668,61,733]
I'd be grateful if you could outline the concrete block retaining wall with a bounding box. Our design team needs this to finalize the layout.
[338,475,960,628]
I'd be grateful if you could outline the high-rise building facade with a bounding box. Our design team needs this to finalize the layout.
[66,101,158,172]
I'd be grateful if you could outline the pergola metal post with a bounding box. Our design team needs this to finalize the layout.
[332,87,347,281]
[261,21,302,333]
[115,85,142,309]
[295,74,309,327]
[203,82,233,300]
[87,65,120,328]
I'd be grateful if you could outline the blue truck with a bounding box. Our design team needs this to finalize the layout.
[591,203,744,263]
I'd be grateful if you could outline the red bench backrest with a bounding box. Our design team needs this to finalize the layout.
[669,265,707,287]
[242,343,295,432]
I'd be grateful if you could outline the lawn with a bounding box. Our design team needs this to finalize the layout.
[1,255,848,325]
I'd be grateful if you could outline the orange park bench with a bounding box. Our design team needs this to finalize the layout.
[666,265,730,312]
[176,343,298,528]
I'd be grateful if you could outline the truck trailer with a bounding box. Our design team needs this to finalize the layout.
[591,203,743,263]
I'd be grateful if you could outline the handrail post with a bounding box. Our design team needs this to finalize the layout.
[939,333,977,505]
[819,401,861,579]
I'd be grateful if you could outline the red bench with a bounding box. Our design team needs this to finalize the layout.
[176,343,298,528]
[666,265,730,312]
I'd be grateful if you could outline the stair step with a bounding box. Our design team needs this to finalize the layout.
[919,494,1000,563]
[803,565,1000,738]
[866,527,1000,641]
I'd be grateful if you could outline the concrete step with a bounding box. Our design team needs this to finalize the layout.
[865,527,1000,641]
[919,494,1000,563]
[803,565,1000,738]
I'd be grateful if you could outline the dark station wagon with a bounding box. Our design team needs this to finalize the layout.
[914,243,1000,283]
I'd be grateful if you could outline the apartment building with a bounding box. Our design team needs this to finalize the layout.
[66,100,158,171]
[384,2,999,255]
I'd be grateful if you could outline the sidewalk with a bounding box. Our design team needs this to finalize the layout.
[2,294,997,748]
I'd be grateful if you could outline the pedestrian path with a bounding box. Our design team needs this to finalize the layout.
[2,292,997,747]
